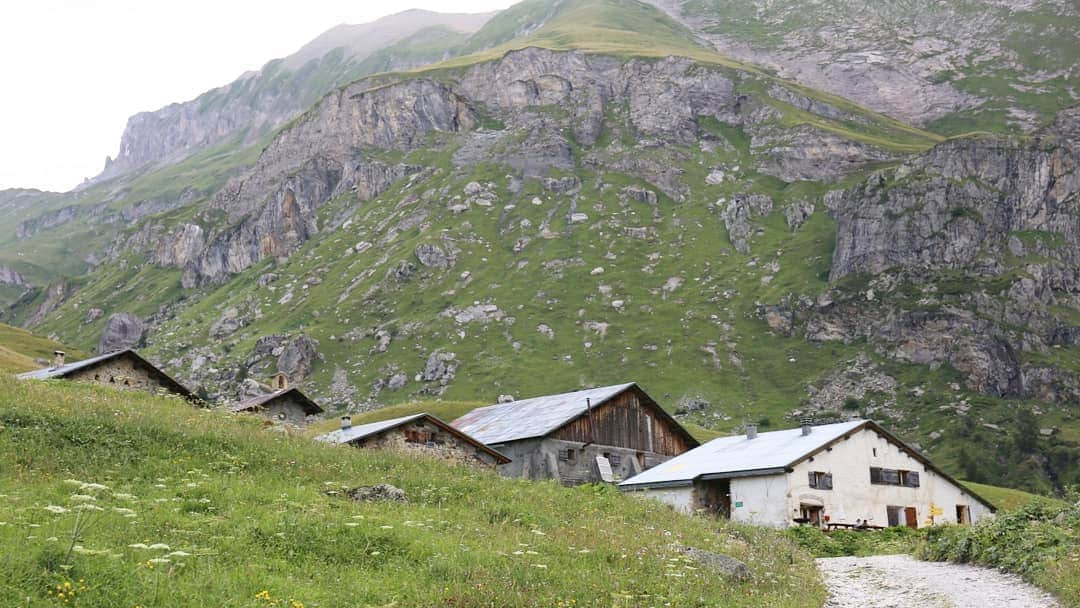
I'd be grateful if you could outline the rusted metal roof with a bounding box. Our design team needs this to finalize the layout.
[231,387,323,415]
[451,383,638,444]
[16,349,194,399]
[315,413,510,464]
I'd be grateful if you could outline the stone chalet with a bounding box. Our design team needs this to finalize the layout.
[231,388,323,424]
[619,419,995,529]
[452,383,698,485]
[316,413,510,468]
[17,349,193,399]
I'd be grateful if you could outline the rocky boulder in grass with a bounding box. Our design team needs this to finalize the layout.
[683,547,750,581]
[346,484,408,503]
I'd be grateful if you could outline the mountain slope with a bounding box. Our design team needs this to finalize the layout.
[98,9,496,181]
[647,0,1080,134]
[0,374,821,606]
[3,0,1076,496]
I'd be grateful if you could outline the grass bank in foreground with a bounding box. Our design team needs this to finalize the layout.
[0,374,822,607]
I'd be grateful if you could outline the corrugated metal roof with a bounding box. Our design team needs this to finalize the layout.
[619,420,868,488]
[231,388,323,415]
[451,383,638,444]
[315,413,429,444]
[17,350,130,380]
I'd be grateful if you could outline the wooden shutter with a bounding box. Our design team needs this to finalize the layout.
[881,468,900,485]
[808,471,818,488]
[821,473,833,490]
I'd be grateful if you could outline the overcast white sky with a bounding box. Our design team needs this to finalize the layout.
[0,0,517,192]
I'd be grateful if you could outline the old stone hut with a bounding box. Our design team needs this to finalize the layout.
[619,419,995,528]
[315,413,509,468]
[231,388,323,424]
[452,383,698,485]
[16,349,193,398]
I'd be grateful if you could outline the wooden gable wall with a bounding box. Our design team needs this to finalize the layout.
[550,386,693,456]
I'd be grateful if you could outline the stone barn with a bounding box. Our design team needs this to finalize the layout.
[452,383,698,485]
[315,413,509,468]
[619,419,995,528]
[231,386,323,424]
[16,349,193,398]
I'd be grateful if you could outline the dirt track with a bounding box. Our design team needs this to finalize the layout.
[817,554,1061,607]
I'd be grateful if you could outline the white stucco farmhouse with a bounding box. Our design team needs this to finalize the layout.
[618,419,994,529]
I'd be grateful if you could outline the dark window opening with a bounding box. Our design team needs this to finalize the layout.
[808,471,833,490]
[872,448,877,457]
[870,467,919,487]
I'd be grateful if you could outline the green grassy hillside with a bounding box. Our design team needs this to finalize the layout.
[0,374,822,606]
[0,323,86,373]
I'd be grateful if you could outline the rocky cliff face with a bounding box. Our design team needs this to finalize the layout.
[94,11,493,182]
[119,48,899,288]
[772,108,1079,402]
[648,0,1080,130]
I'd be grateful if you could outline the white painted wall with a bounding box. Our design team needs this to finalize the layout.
[638,486,695,513]
[730,474,790,526]
[785,428,992,528]
[628,427,993,528]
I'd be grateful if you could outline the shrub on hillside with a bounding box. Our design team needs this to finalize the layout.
[916,497,1079,604]
[785,525,919,557]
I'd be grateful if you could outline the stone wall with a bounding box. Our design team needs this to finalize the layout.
[65,355,176,396]
[352,419,501,468]
[256,394,315,425]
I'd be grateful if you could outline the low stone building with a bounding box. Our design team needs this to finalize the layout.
[315,413,509,468]
[16,349,193,398]
[619,419,995,528]
[452,383,698,485]
[231,386,323,424]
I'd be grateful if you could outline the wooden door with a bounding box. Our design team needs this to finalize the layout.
[904,507,918,529]
[956,505,970,525]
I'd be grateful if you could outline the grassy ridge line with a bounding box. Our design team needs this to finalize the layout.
[0,323,86,373]
[0,375,822,606]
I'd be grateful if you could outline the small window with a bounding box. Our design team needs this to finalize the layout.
[277,413,287,421]
[871,467,918,487]
[808,471,833,490]
[899,470,920,488]
[872,448,877,457]
[558,448,576,462]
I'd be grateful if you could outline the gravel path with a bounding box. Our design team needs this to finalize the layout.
[817,554,1061,608]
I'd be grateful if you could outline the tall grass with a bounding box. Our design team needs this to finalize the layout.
[0,375,822,606]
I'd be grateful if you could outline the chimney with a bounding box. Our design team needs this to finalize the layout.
[273,373,288,391]
[340,416,352,431]
[801,417,813,436]
[746,424,757,440]
[52,350,65,368]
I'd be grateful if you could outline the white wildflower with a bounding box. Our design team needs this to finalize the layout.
[532,564,548,569]
[112,507,137,517]
[148,543,170,550]
[380,525,393,529]
[148,558,171,564]
[79,483,110,492]
[344,523,359,527]
[73,504,103,512]
[128,543,149,549]
[69,494,96,502]
[112,493,137,501]
[512,550,524,555]
[167,551,191,557]
[531,530,547,536]
[45,505,69,514]
[45,536,59,542]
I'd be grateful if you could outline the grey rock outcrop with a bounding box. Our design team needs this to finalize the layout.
[277,334,321,383]
[98,312,147,353]
[421,351,457,385]
[0,265,29,288]
[720,194,773,253]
